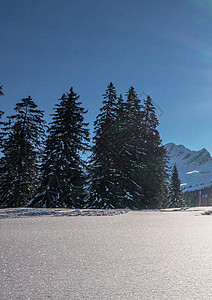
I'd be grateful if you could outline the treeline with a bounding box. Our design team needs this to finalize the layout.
[184,185,212,207]
[0,83,183,209]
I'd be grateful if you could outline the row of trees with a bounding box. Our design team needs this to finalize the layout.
[0,83,183,209]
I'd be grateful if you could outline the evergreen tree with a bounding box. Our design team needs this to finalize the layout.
[87,82,121,208]
[111,93,134,208]
[29,87,89,208]
[106,92,136,209]
[119,87,145,208]
[0,96,46,207]
[88,86,168,210]
[167,163,184,207]
[139,95,168,208]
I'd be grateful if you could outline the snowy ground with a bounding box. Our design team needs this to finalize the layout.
[0,207,129,219]
[1,207,212,299]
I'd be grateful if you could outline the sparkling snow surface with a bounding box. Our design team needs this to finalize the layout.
[1,208,212,299]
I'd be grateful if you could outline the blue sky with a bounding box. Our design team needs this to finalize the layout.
[1,0,212,152]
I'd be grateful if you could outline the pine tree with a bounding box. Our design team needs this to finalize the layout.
[139,95,168,208]
[88,86,168,210]
[0,96,46,208]
[29,87,89,208]
[114,88,165,209]
[106,92,136,209]
[119,87,145,208]
[167,163,184,208]
[87,82,122,208]
[111,93,134,208]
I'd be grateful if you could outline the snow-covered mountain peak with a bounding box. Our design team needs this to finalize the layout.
[165,143,212,191]
[165,143,212,166]
[188,148,211,166]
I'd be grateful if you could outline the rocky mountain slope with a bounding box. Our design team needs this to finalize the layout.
[165,143,212,191]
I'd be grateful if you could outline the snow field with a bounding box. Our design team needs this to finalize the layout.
[1,208,212,299]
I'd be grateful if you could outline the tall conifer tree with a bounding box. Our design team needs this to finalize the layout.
[111,93,132,208]
[0,96,46,207]
[140,95,168,208]
[87,82,121,208]
[88,87,168,209]
[111,87,146,209]
[167,163,184,207]
[30,87,89,208]
[119,87,145,208]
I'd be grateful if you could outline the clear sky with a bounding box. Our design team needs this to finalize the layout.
[1,0,212,152]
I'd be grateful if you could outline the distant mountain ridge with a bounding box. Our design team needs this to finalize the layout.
[165,143,212,191]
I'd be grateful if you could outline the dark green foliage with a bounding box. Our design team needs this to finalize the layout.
[88,84,168,209]
[0,83,169,209]
[183,185,212,207]
[139,95,168,208]
[30,87,89,208]
[167,163,184,208]
[0,97,46,207]
[87,82,120,208]
[183,190,197,207]
[118,87,145,208]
